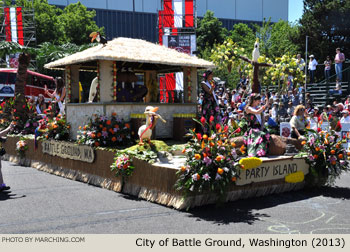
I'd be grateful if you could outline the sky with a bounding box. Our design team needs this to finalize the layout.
[288,0,304,23]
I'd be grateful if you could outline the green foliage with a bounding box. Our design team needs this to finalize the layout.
[229,23,255,55]
[196,10,227,58]
[12,0,103,45]
[58,2,103,45]
[296,0,350,62]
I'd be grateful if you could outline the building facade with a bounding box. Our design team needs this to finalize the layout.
[48,0,288,42]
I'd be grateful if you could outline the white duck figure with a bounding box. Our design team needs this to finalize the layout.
[252,38,260,62]
[138,106,166,145]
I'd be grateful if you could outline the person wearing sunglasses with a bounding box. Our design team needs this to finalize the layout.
[290,105,308,140]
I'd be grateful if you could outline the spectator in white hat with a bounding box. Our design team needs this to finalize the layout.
[340,110,350,124]
[308,55,318,83]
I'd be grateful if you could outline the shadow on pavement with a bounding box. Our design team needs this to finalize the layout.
[0,191,26,201]
[187,186,350,225]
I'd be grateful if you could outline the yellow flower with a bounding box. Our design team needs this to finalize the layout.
[285,171,304,183]
[239,157,262,170]
[194,154,201,160]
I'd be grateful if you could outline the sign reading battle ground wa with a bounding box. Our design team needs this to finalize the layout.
[236,157,309,186]
[42,140,94,163]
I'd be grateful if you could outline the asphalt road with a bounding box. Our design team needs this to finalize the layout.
[1,160,350,234]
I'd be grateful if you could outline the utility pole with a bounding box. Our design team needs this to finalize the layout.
[304,35,308,105]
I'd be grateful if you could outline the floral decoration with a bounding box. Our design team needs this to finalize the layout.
[16,139,28,157]
[300,129,350,186]
[110,153,135,179]
[175,118,243,200]
[77,112,133,147]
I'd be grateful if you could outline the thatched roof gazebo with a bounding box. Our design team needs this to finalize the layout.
[44,37,215,139]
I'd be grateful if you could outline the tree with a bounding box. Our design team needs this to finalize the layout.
[229,23,255,55]
[58,2,103,45]
[196,10,227,58]
[15,0,64,45]
[254,19,300,58]
[12,0,103,45]
[295,0,350,62]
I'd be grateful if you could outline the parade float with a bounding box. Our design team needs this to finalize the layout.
[2,37,350,210]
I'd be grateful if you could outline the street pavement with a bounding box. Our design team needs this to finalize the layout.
[1,160,350,234]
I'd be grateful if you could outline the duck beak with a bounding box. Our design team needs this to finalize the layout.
[151,107,159,113]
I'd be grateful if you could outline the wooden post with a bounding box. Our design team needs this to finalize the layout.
[99,60,114,102]
[70,65,80,103]
[145,70,158,102]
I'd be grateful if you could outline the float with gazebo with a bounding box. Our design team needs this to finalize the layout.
[44,37,214,140]
[3,37,350,210]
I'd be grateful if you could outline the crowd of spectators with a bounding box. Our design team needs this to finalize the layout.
[198,75,350,138]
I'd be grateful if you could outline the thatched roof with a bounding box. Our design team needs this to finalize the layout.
[44,37,215,72]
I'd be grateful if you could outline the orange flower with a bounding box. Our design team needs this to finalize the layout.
[109,129,115,134]
[241,164,245,169]
[125,123,130,129]
[91,133,96,139]
[203,134,208,140]
[181,166,186,172]
[182,148,186,154]
[326,133,330,138]
[208,137,213,141]
[203,153,207,158]
[216,156,222,162]
[201,141,205,149]
[301,141,306,145]
[217,140,223,146]
[347,152,350,156]
[336,144,340,149]
[217,168,224,175]
[97,132,102,138]
[94,141,100,147]
[315,147,320,152]
[338,153,344,159]
[114,124,119,129]
[111,137,117,142]
[331,150,336,155]
[83,125,87,130]
[209,142,215,147]
[313,154,318,159]
[331,161,336,165]
[240,145,246,154]
[196,174,200,180]
[79,126,82,130]
[45,135,48,139]
[99,124,103,128]
[106,120,111,125]
[231,177,237,182]
[324,139,329,145]
[194,154,201,160]
[112,112,117,116]
[231,142,236,148]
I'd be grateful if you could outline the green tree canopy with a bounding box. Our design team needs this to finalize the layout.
[10,0,103,45]
[58,2,103,45]
[296,0,350,62]
[196,10,227,58]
